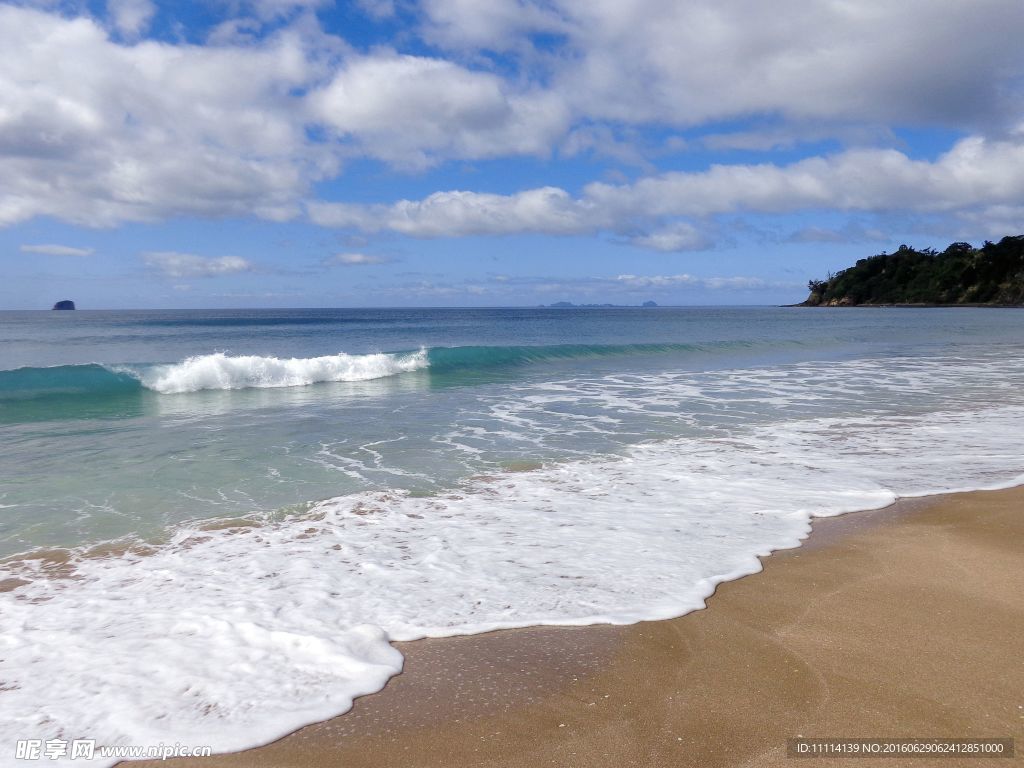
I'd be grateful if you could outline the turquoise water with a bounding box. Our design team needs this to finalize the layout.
[1,306,1022,557]
[2,306,1024,763]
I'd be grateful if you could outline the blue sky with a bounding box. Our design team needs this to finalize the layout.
[1,0,1023,308]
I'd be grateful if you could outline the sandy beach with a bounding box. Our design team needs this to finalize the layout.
[140,486,1024,768]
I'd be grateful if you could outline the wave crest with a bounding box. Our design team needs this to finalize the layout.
[136,350,429,394]
[0,343,701,401]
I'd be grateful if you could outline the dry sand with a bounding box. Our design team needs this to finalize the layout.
[144,487,1024,768]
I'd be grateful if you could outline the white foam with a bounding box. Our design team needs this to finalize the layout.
[131,350,428,393]
[2,355,1024,766]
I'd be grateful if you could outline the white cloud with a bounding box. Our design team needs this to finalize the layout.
[420,0,571,52]
[325,252,392,266]
[106,0,156,37]
[20,243,95,256]
[0,5,326,227]
[626,222,710,252]
[584,136,1024,219]
[0,6,570,225]
[309,186,602,236]
[421,0,1024,130]
[308,53,569,168]
[142,252,253,278]
[560,125,654,169]
[956,205,1024,239]
[2,0,1023,235]
[309,134,1024,248]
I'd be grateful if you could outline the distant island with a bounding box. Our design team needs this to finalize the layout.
[543,301,659,308]
[52,300,76,310]
[801,235,1024,307]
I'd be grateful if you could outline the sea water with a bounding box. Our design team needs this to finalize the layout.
[1,307,1022,765]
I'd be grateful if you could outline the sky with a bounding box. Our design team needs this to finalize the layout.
[1,0,1023,308]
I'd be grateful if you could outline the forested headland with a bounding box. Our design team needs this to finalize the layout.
[802,235,1024,306]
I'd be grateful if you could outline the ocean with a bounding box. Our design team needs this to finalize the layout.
[1,306,1022,764]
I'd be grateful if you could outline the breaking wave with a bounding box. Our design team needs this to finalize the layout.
[0,343,703,398]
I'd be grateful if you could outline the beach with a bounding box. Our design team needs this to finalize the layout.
[5,308,1024,764]
[144,487,1024,768]
[6,0,1024,762]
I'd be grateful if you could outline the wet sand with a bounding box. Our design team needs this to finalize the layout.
[146,487,1024,768]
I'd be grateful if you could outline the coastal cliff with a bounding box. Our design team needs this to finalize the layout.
[802,235,1024,307]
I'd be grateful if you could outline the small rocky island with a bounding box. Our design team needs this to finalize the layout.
[802,235,1024,307]
[52,300,76,310]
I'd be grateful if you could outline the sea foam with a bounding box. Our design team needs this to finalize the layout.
[1,382,1023,766]
[134,350,428,393]
[0,344,701,400]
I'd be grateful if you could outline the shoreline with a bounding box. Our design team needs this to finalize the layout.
[144,485,1024,767]
[785,302,1024,308]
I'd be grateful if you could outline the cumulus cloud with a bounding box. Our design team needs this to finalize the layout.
[20,243,95,256]
[309,186,602,236]
[0,5,570,225]
[308,52,568,168]
[421,0,1024,130]
[420,0,571,52]
[325,252,392,266]
[309,135,1024,249]
[2,0,1023,237]
[142,252,253,278]
[626,222,710,252]
[0,5,324,227]
[584,136,1024,219]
